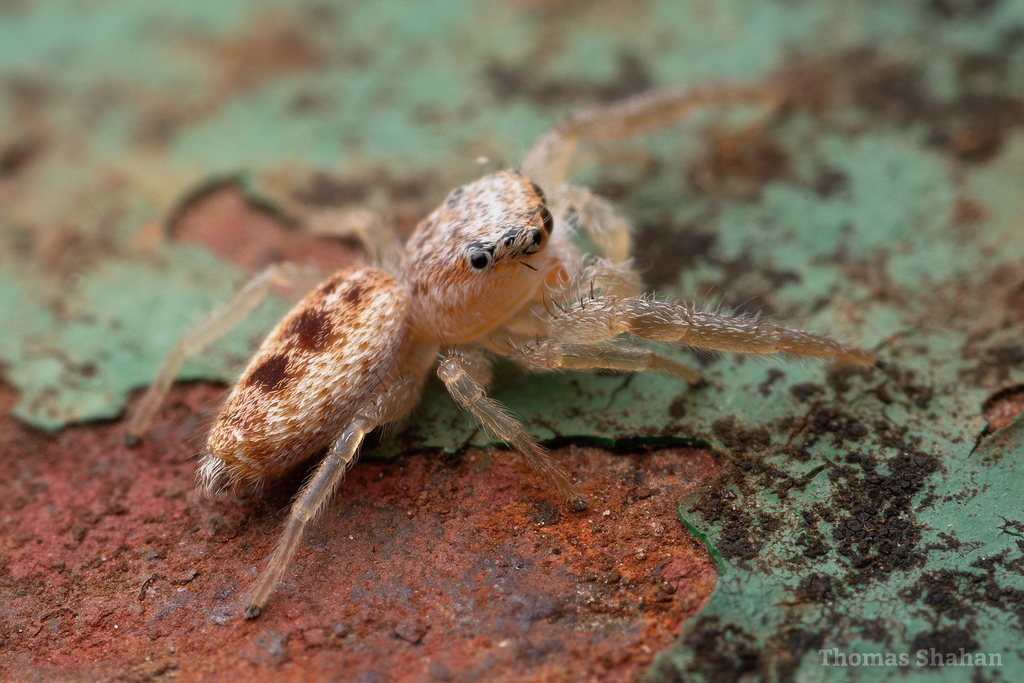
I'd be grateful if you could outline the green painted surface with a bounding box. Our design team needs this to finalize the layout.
[1,0,1023,679]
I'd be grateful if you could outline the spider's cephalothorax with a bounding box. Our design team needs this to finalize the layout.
[125,83,875,618]
[404,170,560,343]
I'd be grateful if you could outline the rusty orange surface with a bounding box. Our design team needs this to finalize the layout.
[0,382,719,681]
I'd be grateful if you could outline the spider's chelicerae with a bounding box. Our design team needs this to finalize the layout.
[125,84,874,619]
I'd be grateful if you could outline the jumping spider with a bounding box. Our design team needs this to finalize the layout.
[125,83,874,618]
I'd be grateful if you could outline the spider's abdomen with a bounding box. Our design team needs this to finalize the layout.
[202,266,411,491]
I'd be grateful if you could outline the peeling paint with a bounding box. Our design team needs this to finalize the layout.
[1,0,1024,681]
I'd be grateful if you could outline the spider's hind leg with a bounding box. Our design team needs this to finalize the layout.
[304,207,403,269]
[124,263,312,444]
[245,417,372,619]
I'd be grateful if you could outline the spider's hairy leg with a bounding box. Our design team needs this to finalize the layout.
[522,83,781,191]
[551,297,876,367]
[124,263,311,445]
[513,339,701,384]
[437,349,587,511]
[305,208,403,269]
[245,417,371,620]
[553,185,632,264]
[243,352,431,619]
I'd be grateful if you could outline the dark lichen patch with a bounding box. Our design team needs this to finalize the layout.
[805,405,870,448]
[795,572,836,602]
[962,344,1024,385]
[687,484,767,568]
[773,628,828,681]
[909,626,981,666]
[789,382,822,403]
[711,416,772,456]
[779,45,1024,163]
[486,51,652,105]
[687,418,803,566]
[690,353,947,604]
[709,252,801,314]
[290,168,434,227]
[828,449,939,589]
[0,135,42,177]
[793,527,830,561]
[633,217,716,290]
[926,0,999,18]
[871,362,935,410]
[903,548,1024,631]
[688,127,792,201]
[210,14,325,94]
[810,166,849,198]
[927,93,1024,162]
[668,616,826,682]
[668,394,688,420]
[292,173,370,206]
[667,616,763,682]
[758,368,785,397]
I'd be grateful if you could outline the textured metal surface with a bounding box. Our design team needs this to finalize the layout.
[1,0,1023,680]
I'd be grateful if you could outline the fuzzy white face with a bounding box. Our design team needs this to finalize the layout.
[404,170,557,344]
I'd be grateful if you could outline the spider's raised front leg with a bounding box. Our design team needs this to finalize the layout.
[549,297,875,367]
[521,83,781,192]
[511,339,701,385]
[552,185,632,264]
[437,349,587,511]
[124,263,314,444]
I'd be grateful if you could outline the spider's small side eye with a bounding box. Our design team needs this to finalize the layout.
[468,251,492,270]
[537,205,553,235]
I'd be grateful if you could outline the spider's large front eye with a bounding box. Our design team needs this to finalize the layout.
[523,229,544,255]
[468,250,492,271]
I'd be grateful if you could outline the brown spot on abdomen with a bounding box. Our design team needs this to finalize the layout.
[287,308,334,351]
[245,353,292,392]
[343,281,365,305]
